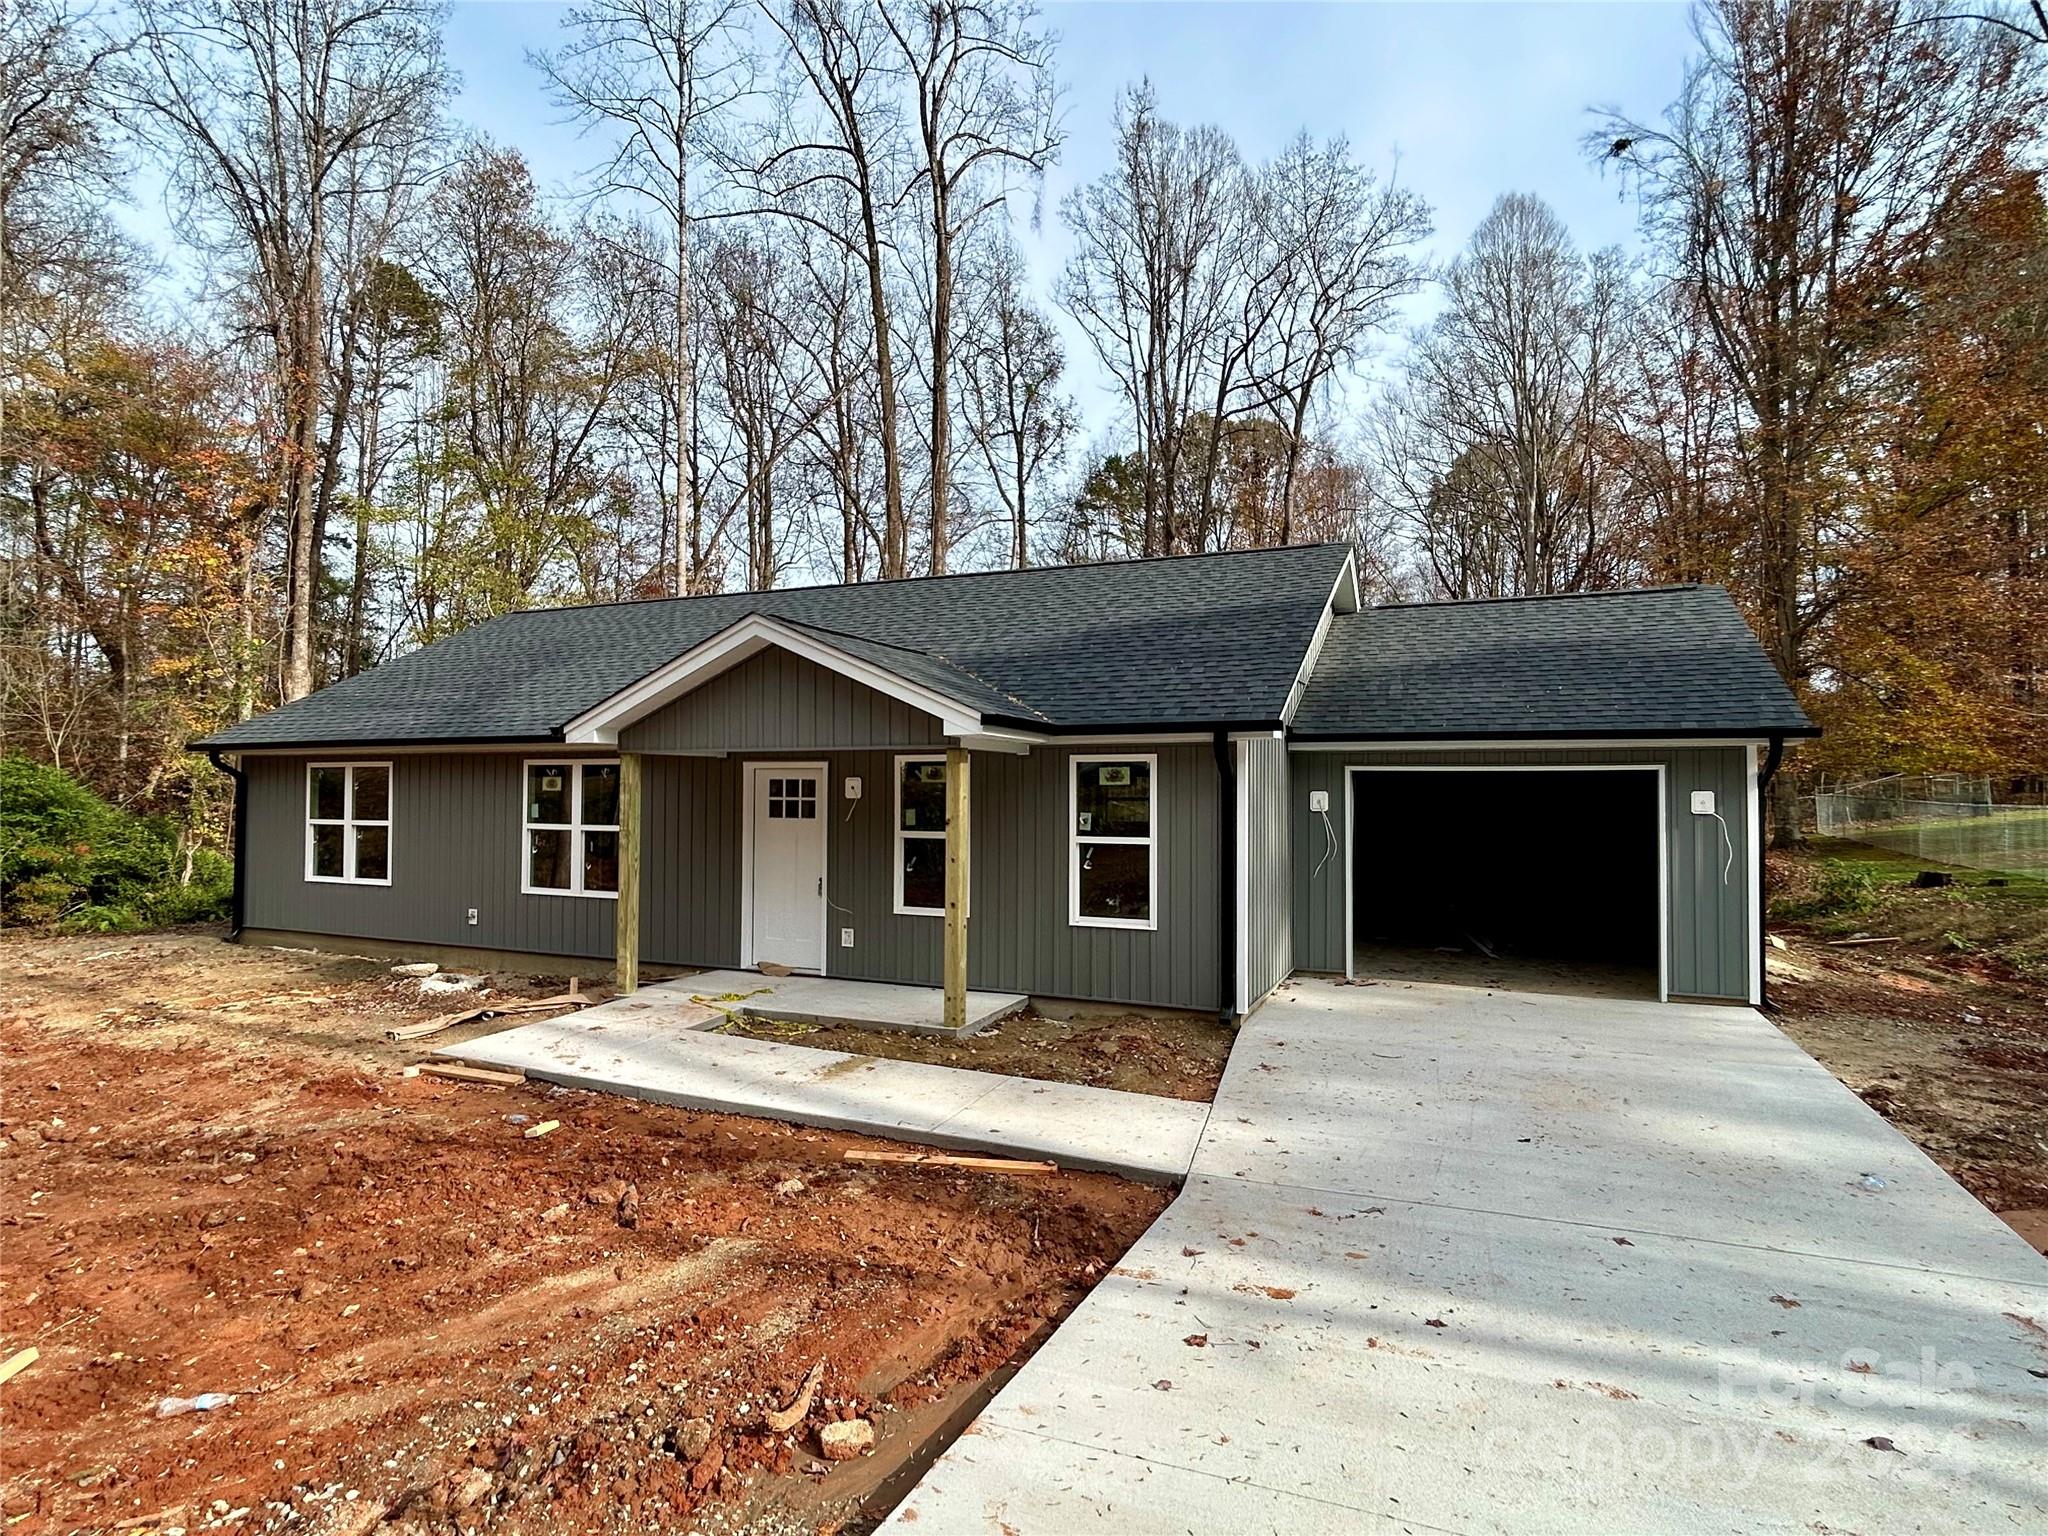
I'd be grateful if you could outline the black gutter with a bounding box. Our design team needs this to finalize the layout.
[1214,730,1238,1025]
[204,749,247,941]
[1756,733,1787,1012]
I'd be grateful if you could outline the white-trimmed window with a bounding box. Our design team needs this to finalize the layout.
[1070,753,1156,930]
[306,763,392,885]
[523,760,620,898]
[894,754,947,916]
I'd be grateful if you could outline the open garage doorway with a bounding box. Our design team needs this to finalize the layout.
[1348,766,1665,1001]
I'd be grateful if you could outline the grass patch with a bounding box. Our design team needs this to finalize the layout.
[1769,837,2048,974]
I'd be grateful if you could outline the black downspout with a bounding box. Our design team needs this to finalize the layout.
[206,749,247,941]
[1214,730,1237,1025]
[1756,734,1786,1012]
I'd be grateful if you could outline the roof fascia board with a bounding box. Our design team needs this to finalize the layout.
[562,614,984,744]
[1279,550,1359,727]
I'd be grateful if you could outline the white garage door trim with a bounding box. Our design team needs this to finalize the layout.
[1344,763,1670,1003]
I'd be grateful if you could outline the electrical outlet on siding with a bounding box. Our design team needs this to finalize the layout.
[467,908,479,926]
[840,928,854,949]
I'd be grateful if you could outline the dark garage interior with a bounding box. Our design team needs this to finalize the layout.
[1350,768,1662,999]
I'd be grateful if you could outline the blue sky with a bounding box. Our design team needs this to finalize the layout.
[438,0,1697,433]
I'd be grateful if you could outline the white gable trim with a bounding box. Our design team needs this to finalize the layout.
[562,614,985,745]
[1280,550,1360,728]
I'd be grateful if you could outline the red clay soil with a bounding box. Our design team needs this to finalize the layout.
[1766,933,2048,1241]
[0,933,1169,1535]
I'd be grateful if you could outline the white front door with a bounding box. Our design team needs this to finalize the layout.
[746,763,827,972]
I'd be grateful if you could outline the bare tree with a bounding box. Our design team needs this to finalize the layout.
[1594,0,2046,835]
[118,0,447,700]
[1249,132,1429,543]
[1058,80,1244,556]
[957,232,1072,567]
[879,0,1058,573]
[695,223,835,588]
[738,0,913,577]
[531,0,749,595]
[1371,194,1632,598]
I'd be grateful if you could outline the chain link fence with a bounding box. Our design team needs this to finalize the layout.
[1811,775,2048,880]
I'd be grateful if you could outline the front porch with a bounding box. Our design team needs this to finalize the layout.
[672,968,1026,1038]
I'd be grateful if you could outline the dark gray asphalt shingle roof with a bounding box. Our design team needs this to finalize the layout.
[1291,585,1815,740]
[198,543,1353,748]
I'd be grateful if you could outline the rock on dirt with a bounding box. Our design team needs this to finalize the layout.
[390,962,439,978]
[818,1419,874,1461]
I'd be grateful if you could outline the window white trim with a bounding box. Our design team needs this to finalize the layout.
[304,762,393,886]
[894,754,948,917]
[1069,752,1160,932]
[521,758,621,900]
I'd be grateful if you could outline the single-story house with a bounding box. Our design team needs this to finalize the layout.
[195,544,1814,1021]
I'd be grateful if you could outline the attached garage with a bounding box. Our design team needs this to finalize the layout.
[1346,765,1665,1000]
[1284,586,1817,1006]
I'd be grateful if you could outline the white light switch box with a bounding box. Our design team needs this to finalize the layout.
[1690,791,1716,815]
[844,776,862,801]
[1309,790,1330,812]
[840,928,854,949]
[466,907,479,926]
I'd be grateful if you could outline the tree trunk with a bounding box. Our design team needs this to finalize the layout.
[928,200,952,575]
[674,154,695,595]
[282,205,326,703]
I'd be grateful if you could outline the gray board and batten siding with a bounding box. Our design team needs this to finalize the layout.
[1288,744,1755,1002]
[1239,735,1293,1010]
[241,739,1226,1013]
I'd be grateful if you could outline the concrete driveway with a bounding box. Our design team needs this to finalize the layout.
[886,978,2048,1534]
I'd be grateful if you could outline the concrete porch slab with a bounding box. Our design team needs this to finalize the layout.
[672,969,1028,1038]
[440,995,1206,1183]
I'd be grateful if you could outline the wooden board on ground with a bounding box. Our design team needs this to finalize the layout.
[387,993,587,1042]
[843,1149,1056,1175]
[415,1062,525,1087]
[0,1347,39,1386]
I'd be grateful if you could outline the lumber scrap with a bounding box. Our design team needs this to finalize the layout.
[522,1120,560,1139]
[414,1062,525,1088]
[0,1347,39,1386]
[385,991,587,1041]
[1824,936,1905,947]
[843,1149,1057,1175]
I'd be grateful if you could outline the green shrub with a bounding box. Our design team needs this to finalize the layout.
[0,757,229,930]
[1769,857,1885,922]
[1813,859,1882,914]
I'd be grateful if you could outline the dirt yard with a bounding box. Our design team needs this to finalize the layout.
[721,1007,1232,1102]
[0,930,1170,1535]
[1766,844,2048,1256]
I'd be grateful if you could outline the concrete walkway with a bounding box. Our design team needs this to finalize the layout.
[441,987,1205,1183]
[885,978,2048,1534]
[678,968,1027,1038]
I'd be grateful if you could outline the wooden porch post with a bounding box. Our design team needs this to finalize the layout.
[616,751,642,995]
[944,746,970,1032]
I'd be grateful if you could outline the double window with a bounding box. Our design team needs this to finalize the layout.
[1071,754,1156,929]
[306,763,391,885]
[524,760,620,898]
[894,755,948,916]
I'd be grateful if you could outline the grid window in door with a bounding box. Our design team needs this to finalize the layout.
[1071,754,1156,929]
[766,777,818,820]
[305,763,392,884]
[895,756,947,915]
[524,760,621,897]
